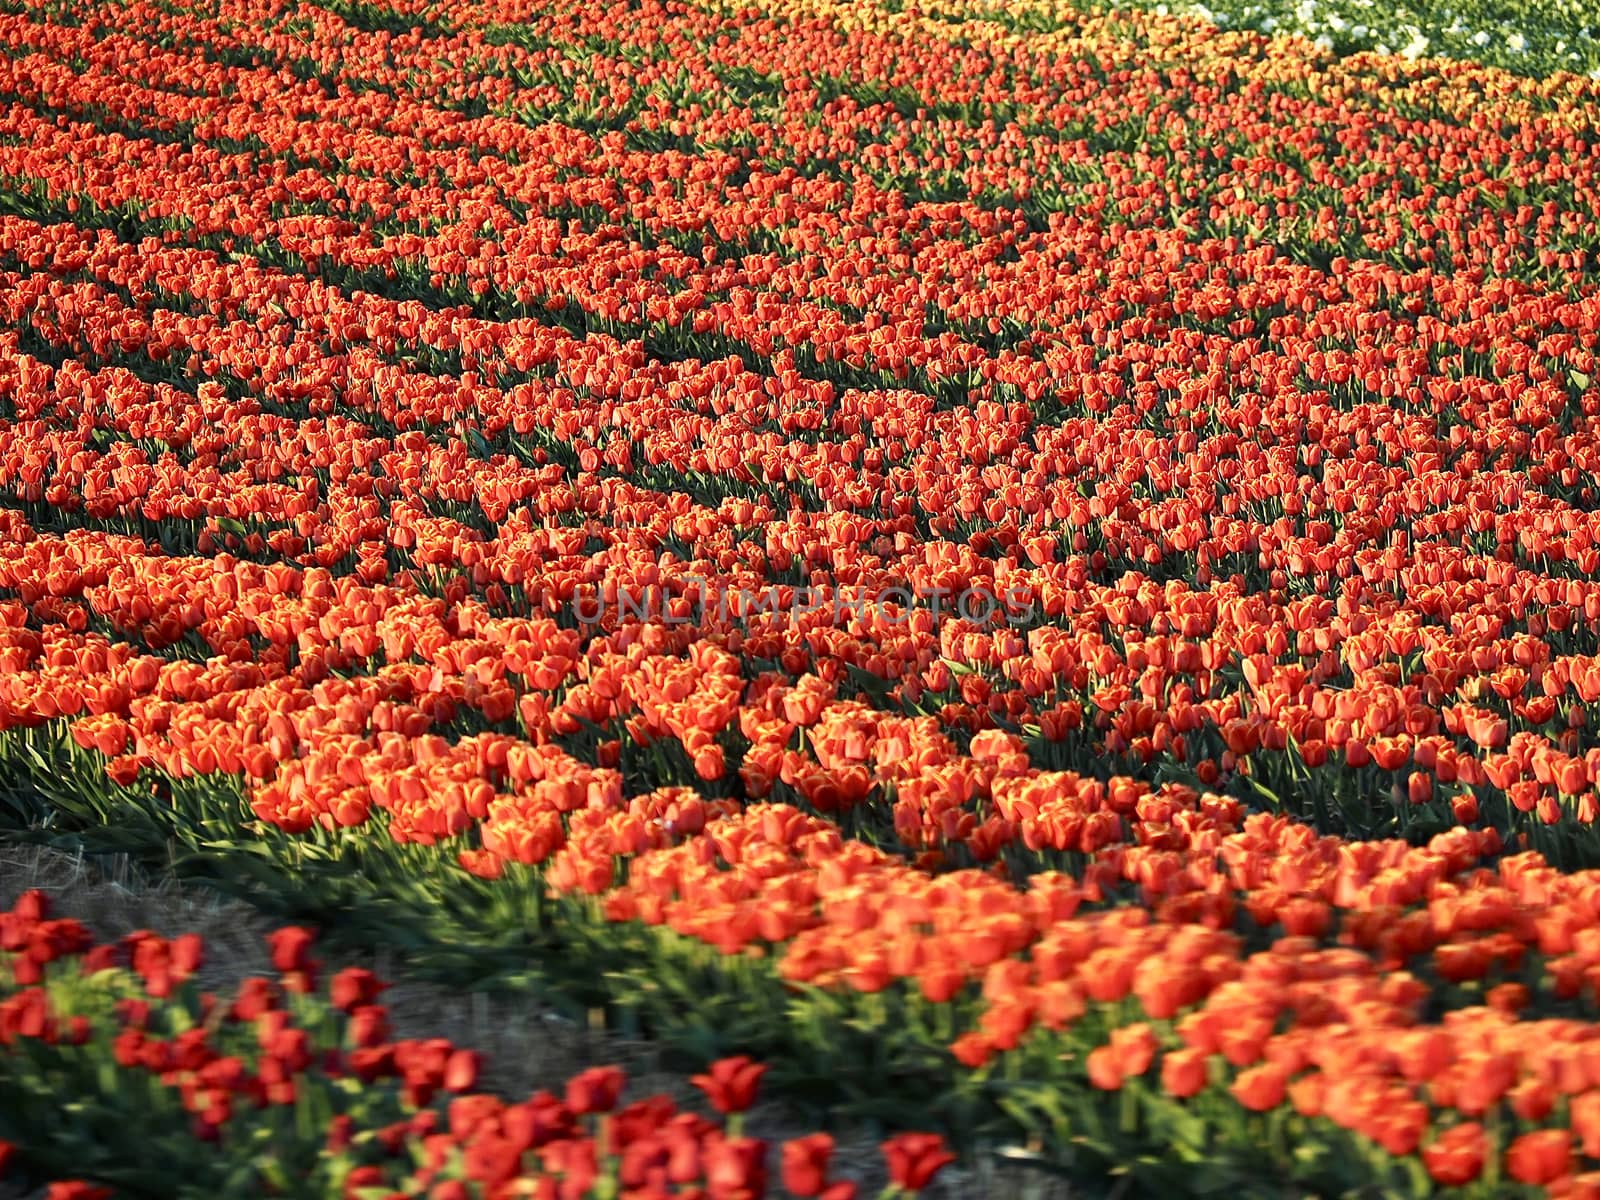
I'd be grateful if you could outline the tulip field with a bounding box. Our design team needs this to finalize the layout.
[5,0,1600,1193]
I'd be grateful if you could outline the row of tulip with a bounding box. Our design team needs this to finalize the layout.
[0,888,961,1198]
[11,505,1600,871]
[18,716,1600,1197]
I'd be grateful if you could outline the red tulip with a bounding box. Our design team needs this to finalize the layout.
[781,1133,835,1197]
[691,1056,767,1115]
[565,1065,627,1115]
[265,927,316,973]
[330,967,387,1013]
[703,1134,768,1200]
[443,1049,481,1094]
[1506,1129,1572,1186]
[882,1132,955,1192]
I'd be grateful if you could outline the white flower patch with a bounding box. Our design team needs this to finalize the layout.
[1399,26,1429,59]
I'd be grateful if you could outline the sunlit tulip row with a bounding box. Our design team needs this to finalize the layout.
[8,0,1600,1191]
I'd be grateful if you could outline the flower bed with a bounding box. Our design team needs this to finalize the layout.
[4,0,1600,1193]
